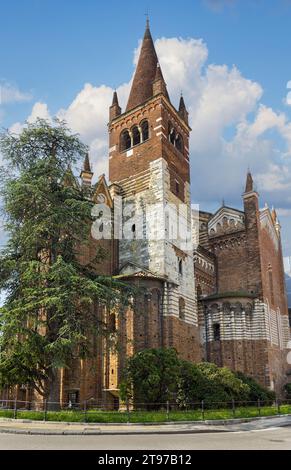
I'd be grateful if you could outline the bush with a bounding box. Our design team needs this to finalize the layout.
[120,348,180,408]
[234,371,275,403]
[177,361,249,408]
[284,383,291,399]
[120,348,275,409]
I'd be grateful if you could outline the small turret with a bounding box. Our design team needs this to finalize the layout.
[245,170,254,193]
[271,206,277,223]
[152,63,169,100]
[178,94,189,125]
[109,90,121,122]
[80,153,93,186]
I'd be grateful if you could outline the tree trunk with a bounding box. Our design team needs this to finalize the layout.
[46,369,61,410]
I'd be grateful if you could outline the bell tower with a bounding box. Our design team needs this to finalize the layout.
[107,21,200,362]
[108,20,190,198]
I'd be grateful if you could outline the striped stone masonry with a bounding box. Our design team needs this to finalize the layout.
[203,299,289,349]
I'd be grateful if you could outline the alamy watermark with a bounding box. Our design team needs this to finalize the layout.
[91,197,200,252]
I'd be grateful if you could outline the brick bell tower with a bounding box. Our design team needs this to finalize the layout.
[107,20,201,363]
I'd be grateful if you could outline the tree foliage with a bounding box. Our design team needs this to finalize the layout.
[234,371,275,402]
[0,118,131,400]
[120,348,274,408]
[178,362,249,407]
[284,383,291,399]
[120,348,181,407]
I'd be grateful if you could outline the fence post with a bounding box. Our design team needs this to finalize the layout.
[83,400,87,423]
[201,400,205,421]
[43,400,47,422]
[232,399,235,419]
[13,397,17,420]
[166,401,169,421]
[257,399,261,417]
[277,399,281,415]
[126,399,130,423]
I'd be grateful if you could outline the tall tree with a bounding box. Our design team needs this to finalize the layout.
[120,348,181,408]
[0,118,130,403]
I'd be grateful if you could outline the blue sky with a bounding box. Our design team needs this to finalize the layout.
[1,0,291,257]
[2,0,291,125]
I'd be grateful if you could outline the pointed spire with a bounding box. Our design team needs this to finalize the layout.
[145,15,150,38]
[178,93,189,125]
[245,170,254,193]
[80,152,93,186]
[83,152,91,172]
[109,90,121,121]
[152,63,169,99]
[112,90,119,106]
[126,21,168,111]
[179,94,186,113]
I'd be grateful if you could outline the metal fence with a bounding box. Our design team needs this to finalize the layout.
[0,398,291,423]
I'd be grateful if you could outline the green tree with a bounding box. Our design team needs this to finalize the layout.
[177,361,251,407]
[121,348,254,408]
[284,383,291,399]
[234,371,275,403]
[120,348,180,408]
[0,118,130,403]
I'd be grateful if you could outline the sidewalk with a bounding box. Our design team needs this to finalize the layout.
[0,415,290,435]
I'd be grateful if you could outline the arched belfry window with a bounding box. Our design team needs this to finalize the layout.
[132,126,141,146]
[168,122,184,154]
[120,130,131,151]
[175,133,183,153]
[168,122,176,145]
[141,120,149,141]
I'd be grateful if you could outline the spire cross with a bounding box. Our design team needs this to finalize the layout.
[144,10,150,28]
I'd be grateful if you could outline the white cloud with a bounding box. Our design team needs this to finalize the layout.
[28,102,51,123]
[55,81,131,177]
[156,37,208,98]
[58,84,112,143]
[0,82,32,105]
[9,121,25,135]
[9,102,52,135]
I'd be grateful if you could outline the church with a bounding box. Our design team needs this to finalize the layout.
[16,21,291,407]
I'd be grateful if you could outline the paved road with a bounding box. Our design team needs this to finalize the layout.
[0,427,291,450]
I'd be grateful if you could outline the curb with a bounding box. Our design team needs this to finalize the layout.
[0,415,290,436]
[0,413,290,426]
[0,427,229,436]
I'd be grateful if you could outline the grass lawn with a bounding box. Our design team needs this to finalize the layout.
[0,404,290,423]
